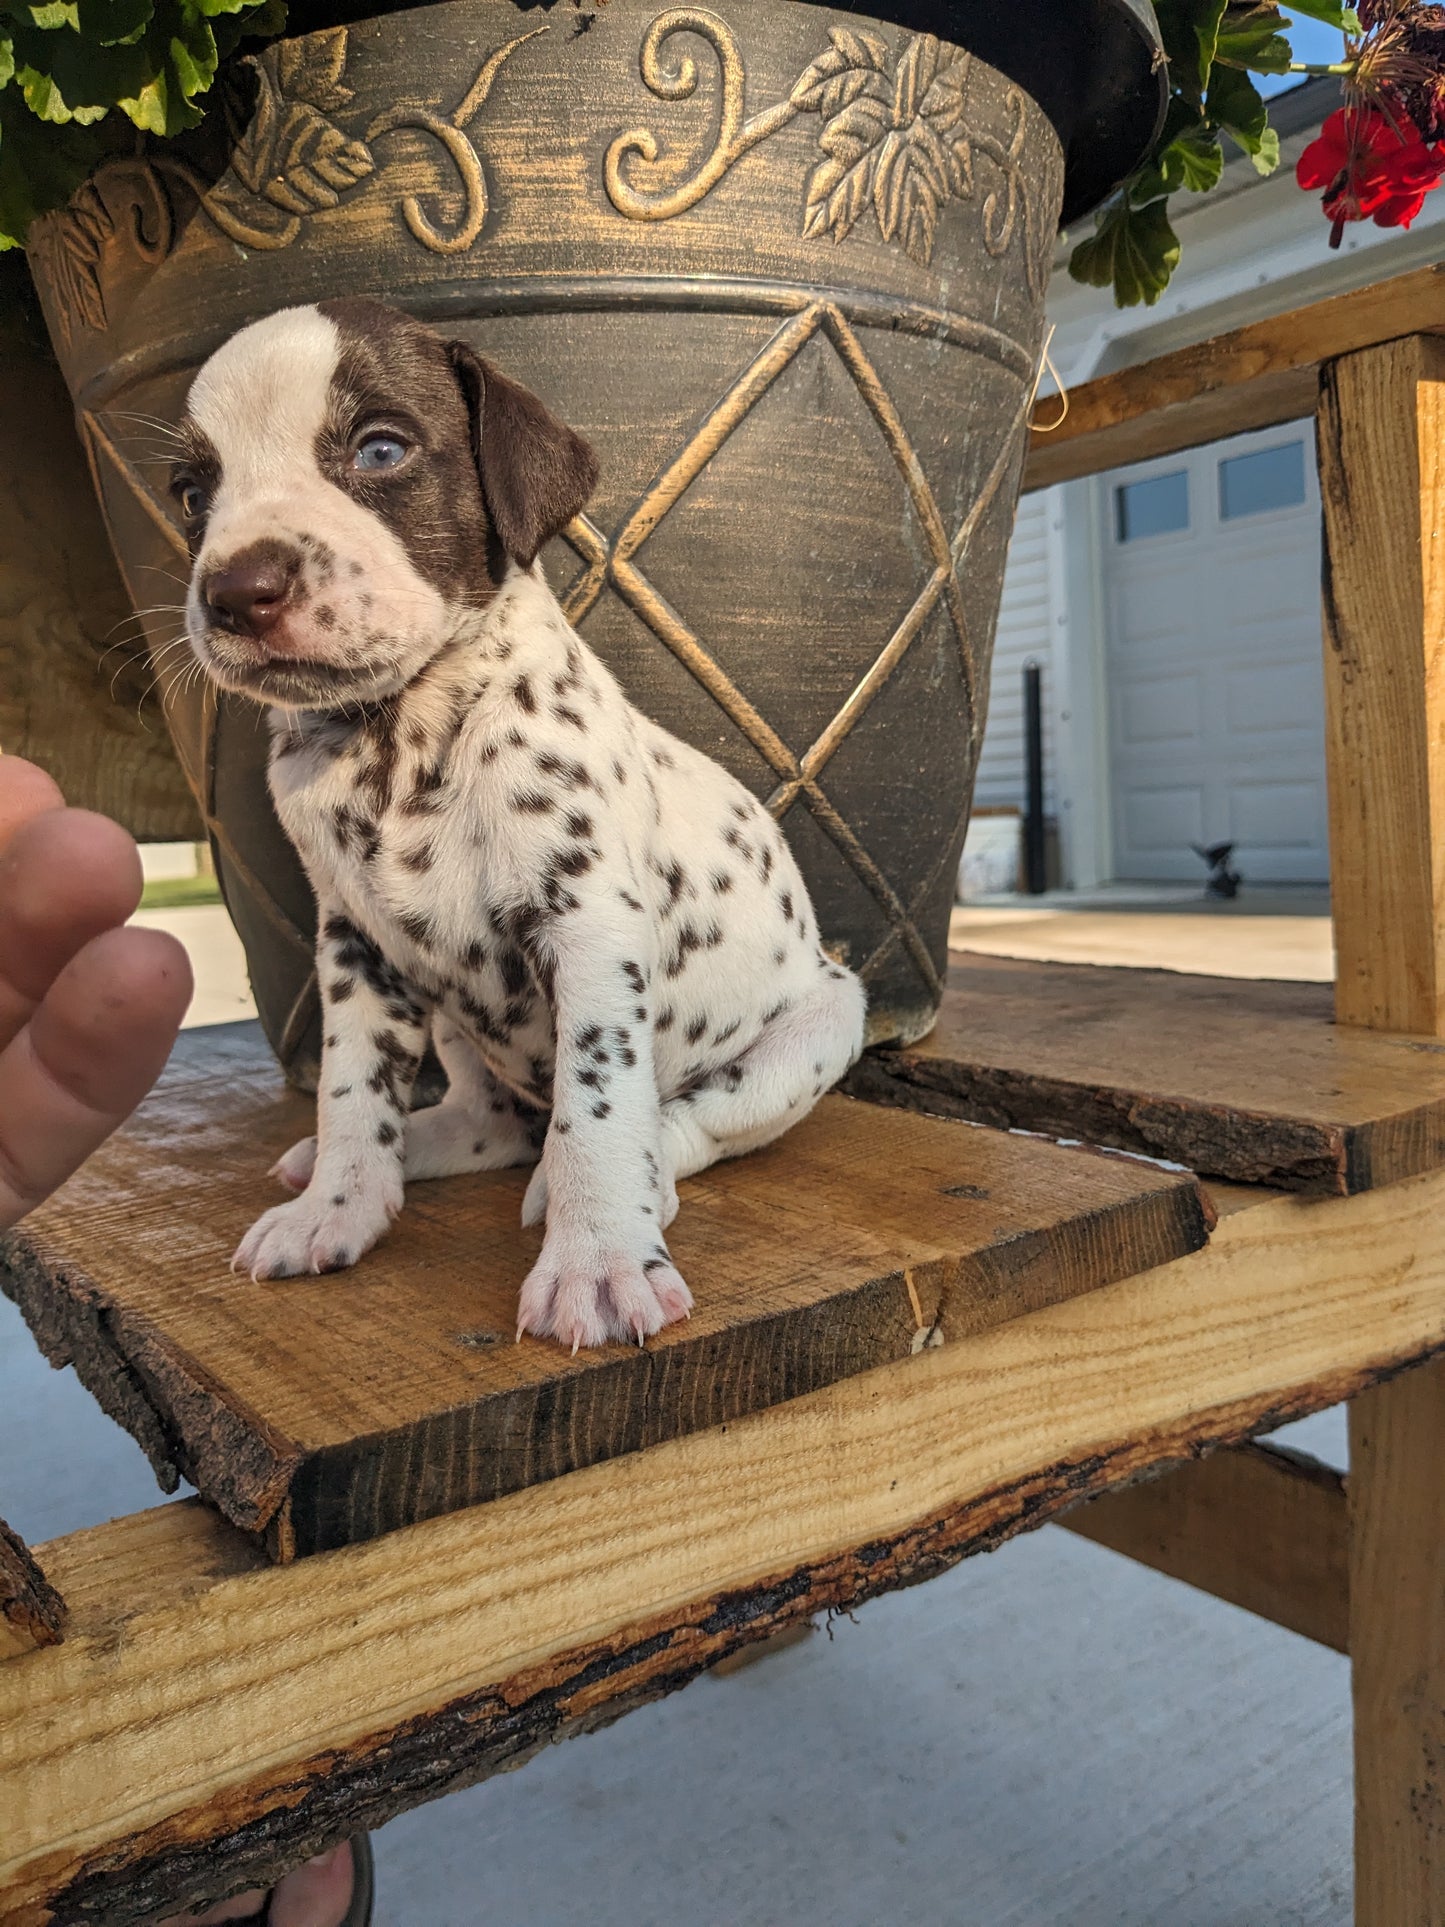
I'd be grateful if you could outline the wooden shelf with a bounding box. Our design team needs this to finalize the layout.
[0,1023,1210,1563]
[9,1166,1445,1927]
[845,953,1445,1193]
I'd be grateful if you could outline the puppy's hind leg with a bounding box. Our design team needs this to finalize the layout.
[404,1024,547,1180]
[274,1024,544,1190]
[659,966,866,1208]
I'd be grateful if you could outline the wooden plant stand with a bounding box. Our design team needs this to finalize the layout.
[5,265,1445,1925]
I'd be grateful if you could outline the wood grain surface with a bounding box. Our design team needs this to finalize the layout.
[844,953,1445,1193]
[8,1166,1445,1926]
[1023,260,1445,492]
[1349,1356,1445,1923]
[0,1022,1210,1561]
[1320,335,1445,1036]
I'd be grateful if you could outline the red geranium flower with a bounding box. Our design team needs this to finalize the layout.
[1297,104,1445,245]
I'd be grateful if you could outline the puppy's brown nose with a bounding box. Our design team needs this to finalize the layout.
[204,547,297,639]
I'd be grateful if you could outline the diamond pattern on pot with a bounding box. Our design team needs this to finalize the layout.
[83,295,1032,1019]
[558,299,1032,1001]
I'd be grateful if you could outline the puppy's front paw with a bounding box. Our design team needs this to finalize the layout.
[232,1185,398,1280]
[517,1232,693,1351]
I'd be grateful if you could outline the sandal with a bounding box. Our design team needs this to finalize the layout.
[337,1836,374,1927]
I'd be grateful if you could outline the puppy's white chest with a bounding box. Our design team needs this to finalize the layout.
[269,720,558,1098]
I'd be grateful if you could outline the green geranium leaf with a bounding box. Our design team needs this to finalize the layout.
[215,0,280,53]
[1069,193,1182,308]
[24,2,79,30]
[11,16,149,116]
[211,0,281,60]
[1216,3,1292,73]
[17,60,69,117]
[1282,0,1357,29]
[1155,0,1228,105]
[0,77,104,245]
[1166,122,1225,191]
[77,0,155,48]
[0,0,284,246]
[165,3,216,98]
[85,0,214,131]
[116,63,168,128]
[1207,60,1279,173]
[1127,95,1225,203]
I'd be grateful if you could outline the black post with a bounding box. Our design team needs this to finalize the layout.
[1023,660,1046,895]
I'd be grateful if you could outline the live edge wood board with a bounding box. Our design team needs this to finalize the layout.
[0,1023,1209,1563]
[844,953,1445,1194]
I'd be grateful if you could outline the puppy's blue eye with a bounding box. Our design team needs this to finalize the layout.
[354,433,409,473]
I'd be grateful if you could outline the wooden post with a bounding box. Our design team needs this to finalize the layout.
[1349,1362,1445,1923]
[1318,335,1445,1036]
[1321,332,1445,1923]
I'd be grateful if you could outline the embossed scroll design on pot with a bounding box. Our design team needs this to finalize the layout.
[28,23,546,345]
[553,299,1043,1001]
[605,7,1044,281]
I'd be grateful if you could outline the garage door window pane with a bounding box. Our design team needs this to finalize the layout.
[1219,442,1306,520]
[1115,471,1189,542]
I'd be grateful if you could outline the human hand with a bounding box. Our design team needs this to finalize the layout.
[0,763,361,1926]
[0,756,193,1228]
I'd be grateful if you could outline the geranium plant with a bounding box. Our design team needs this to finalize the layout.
[1071,0,1445,306]
[0,0,285,247]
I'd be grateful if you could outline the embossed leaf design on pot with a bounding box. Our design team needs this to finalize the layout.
[30,184,115,337]
[210,37,373,241]
[605,11,1044,281]
[34,21,547,341]
[801,31,973,265]
[789,26,890,116]
[29,157,176,348]
[275,28,355,114]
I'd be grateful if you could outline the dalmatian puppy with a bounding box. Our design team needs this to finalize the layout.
[173,298,866,1350]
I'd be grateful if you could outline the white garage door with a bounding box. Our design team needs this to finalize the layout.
[1102,422,1328,884]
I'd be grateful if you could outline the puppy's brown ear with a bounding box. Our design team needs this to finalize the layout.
[448,343,598,570]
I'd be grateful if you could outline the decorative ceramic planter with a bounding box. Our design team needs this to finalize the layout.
[27,0,1162,1084]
